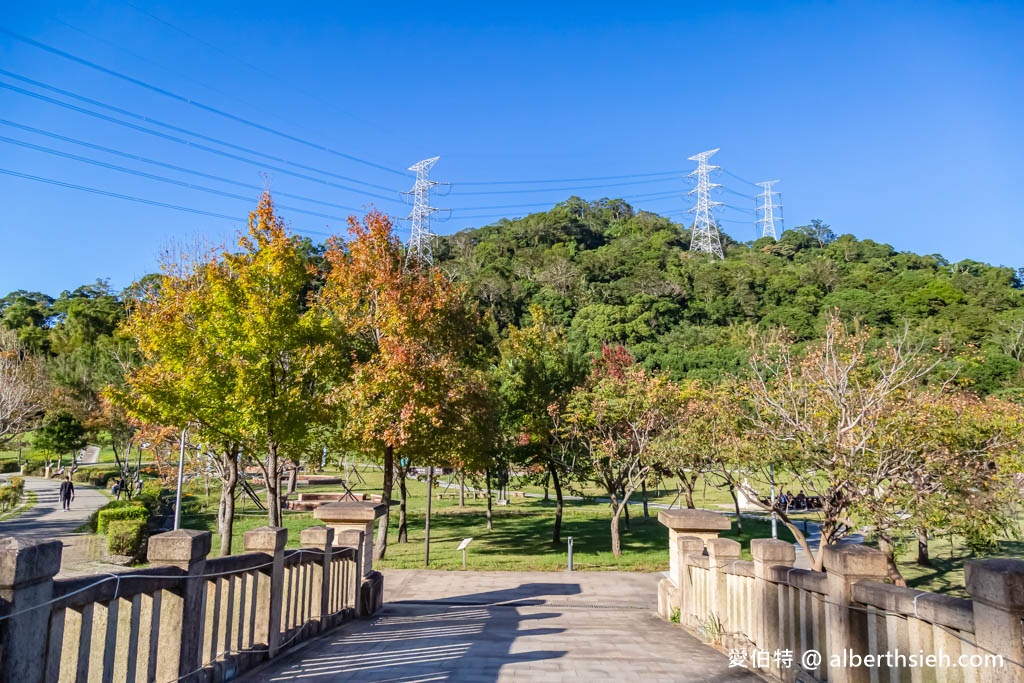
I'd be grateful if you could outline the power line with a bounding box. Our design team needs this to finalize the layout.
[0,27,410,177]
[447,189,681,212]
[0,166,333,237]
[0,80,404,208]
[0,119,366,213]
[721,168,761,188]
[0,135,350,222]
[0,70,405,198]
[450,176,679,194]
[121,1,397,140]
[451,170,683,186]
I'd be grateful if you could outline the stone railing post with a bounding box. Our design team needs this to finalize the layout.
[146,529,211,683]
[657,509,731,620]
[706,538,741,638]
[300,526,334,630]
[675,536,705,627]
[314,502,387,617]
[0,537,62,683]
[751,538,795,678]
[966,558,1024,683]
[822,544,889,683]
[243,526,287,658]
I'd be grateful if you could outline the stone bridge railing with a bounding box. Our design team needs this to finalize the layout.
[0,501,386,683]
[657,509,1024,683]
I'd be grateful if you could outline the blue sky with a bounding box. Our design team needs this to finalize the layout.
[1,1,1021,295]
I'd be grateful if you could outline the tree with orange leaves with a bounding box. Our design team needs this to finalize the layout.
[118,192,347,544]
[322,211,494,561]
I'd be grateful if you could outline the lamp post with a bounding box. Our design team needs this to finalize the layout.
[174,426,187,530]
[770,463,777,540]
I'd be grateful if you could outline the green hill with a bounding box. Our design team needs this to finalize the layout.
[436,197,1024,394]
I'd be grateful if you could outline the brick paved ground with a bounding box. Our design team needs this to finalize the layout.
[243,569,763,682]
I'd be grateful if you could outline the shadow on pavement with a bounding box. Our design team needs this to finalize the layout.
[248,583,577,682]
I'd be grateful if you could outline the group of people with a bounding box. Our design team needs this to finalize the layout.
[777,490,820,511]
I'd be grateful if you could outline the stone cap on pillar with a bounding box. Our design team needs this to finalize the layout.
[750,538,796,565]
[314,501,388,524]
[0,537,63,588]
[300,526,335,548]
[147,529,212,568]
[966,558,1024,611]
[243,526,288,553]
[822,544,888,578]
[707,538,742,561]
[658,509,732,534]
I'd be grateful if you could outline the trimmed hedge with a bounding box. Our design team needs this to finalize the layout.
[0,462,20,474]
[106,519,147,556]
[96,504,148,534]
[72,468,119,487]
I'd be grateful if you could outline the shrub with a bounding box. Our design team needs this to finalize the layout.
[132,493,158,513]
[8,477,24,494]
[20,460,46,476]
[96,504,148,534]
[0,462,20,474]
[0,486,19,511]
[106,519,147,557]
[141,480,167,499]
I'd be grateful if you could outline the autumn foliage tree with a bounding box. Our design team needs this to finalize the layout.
[118,192,345,547]
[747,312,941,570]
[496,306,585,544]
[562,345,679,556]
[322,211,493,560]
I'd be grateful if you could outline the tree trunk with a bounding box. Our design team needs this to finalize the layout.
[728,481,743,532]
[609,489,622,557]
[459,471,465,507]
[287,461,298,494]
[374,444,394,561]
[549,461,563,545]
[485,467,493,531]
[219,449,239,557]
[916,528,930,566]
[878,536,908,586]
[543,472,550,502]
[678,470,697,509]
[621,488,630,531]
[398,464,409,543]
[641,480,649,519]
[424,466,434,566]
[266,442,281,527]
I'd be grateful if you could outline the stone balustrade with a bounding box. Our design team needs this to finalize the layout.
[0,503,385,683]
[658,509,1024,683]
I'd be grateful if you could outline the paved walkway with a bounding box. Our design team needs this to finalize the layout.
[0,477,108,575]
[243,570,763,682]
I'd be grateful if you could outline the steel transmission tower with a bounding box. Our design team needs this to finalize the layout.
[687,148,724,259]
[755,180,782,239]
[403,156,443,267]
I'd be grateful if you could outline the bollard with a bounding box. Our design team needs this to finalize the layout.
[567,536,574,571]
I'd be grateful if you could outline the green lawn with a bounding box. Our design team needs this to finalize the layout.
[174,473,792,571]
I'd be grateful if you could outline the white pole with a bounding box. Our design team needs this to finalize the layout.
[174,427,187,530]
[770,463,777,540]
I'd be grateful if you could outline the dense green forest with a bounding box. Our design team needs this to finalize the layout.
[4,196,1024,405]
[435,197,1024,395]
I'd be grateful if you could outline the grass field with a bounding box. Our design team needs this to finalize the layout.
[175,472,794,571]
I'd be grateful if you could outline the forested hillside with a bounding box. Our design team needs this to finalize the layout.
[436,197,1024,395]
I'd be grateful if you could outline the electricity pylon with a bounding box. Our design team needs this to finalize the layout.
[404,156,443,268]
[687,148,724,259]
[755,180,782,239]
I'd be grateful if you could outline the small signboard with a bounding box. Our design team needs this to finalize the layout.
[457,537,473,551]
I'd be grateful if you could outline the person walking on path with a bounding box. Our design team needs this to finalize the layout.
[59,476,75,511]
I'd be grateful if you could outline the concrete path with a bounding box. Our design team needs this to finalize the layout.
[243,570,763,682]
[0,477,108,574]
